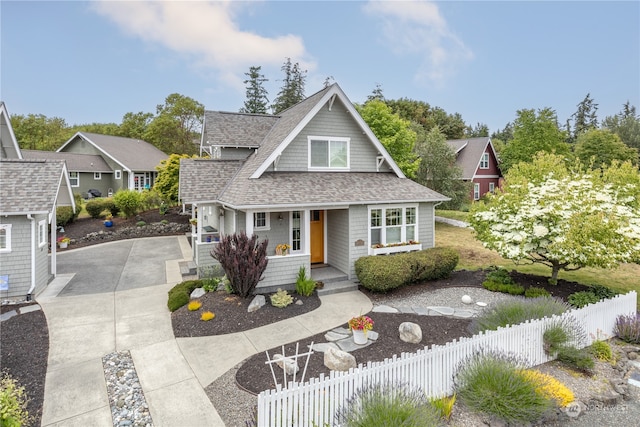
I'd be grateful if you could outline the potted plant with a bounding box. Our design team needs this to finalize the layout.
[275,243,291,256]
[57,236,70,249]
[104,214,114,228]
[348,315,374,344]
[189,218,198,226]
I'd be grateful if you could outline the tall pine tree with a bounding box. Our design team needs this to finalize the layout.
[240,66,269,114]
[271,58,307,114]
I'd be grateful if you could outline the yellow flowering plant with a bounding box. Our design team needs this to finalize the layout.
[348,315,374,331]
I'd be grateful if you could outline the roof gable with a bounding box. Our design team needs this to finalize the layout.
[200,111,279,153]
[446,137,497,179]
[0,159,75,216]
[0,102,23,160]
[249,84,404,179]
[58,132,168,172]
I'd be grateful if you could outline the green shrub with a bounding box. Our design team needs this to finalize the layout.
[270,289,293,308]
[555,345,595,372]
[334,382,441,427]
[73,193,83,220]
[614,314,640,344]
[136,221,146,227]
[355,247,458,292]
[56,206,75,226]
[355,254,412,292]
[525,286,551,298]
[167,279,202,312]
[482,267,524,295]
[113,189,143,218]
[199,265,225,292]
[590,340,613,361]
[405,247,459,282]
[470,297,570,334]
[295,265,316,297]
[589,284,618,300]
[101,199,119,217]
[542,317,587,356]
[453,352,554,424]
[568,291,601,308]
[85,199,106,218]
[140,189,163,210]
[484,267,514,285]
[0,373,31,427]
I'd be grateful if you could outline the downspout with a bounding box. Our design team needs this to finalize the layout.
[26,214,36,301]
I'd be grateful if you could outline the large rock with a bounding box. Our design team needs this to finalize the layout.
[399,322,422,344]
[248,295,266,313]
[273,354,299,375]
[190,288,206,299]
[324,347,356,371]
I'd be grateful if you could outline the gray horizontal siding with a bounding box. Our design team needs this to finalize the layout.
[0,217,34,299]
[257,254,310,292]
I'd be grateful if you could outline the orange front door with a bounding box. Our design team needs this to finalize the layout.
[310,210,324,264]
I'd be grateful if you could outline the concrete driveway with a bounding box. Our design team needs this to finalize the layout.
[55,236,185,296]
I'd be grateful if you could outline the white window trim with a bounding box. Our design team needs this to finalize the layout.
[480,152,490,169]
[489,182,495,193]
[291,211,302,253]
[38,220,47,248]
[94,172,102,180]
[69,171,79,188]
[307,136,350,171]
[368,204,419,248]
[0,224,11,253]
[253,212,270,231]
[115,170,122,180]
[474,183,481,200]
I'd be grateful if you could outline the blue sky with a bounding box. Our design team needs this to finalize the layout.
[2,1,638,134]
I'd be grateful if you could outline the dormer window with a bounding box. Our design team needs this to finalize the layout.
[480,152,489,169]
[308,136,349,170]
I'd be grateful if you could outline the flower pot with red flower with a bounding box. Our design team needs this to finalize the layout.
[348,315,374,344]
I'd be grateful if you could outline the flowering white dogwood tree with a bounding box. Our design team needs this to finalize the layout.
[470,153,640,284]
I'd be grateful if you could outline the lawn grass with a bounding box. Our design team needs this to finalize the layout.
[435,222,640,306]
[435,209,470,222]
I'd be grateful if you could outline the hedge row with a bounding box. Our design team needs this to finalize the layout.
[355,247,459,292]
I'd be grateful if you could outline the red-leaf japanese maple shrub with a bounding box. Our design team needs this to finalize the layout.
[211,232,269,298]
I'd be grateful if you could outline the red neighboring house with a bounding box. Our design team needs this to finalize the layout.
[446,137,503,200]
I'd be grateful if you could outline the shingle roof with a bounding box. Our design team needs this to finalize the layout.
[446,137,493,179]
[178,159,243,204]
[201,111,279,149]
[22,150,112,173]
[59,132,168,172]
[218,171,449,208]
[0,159,68,214]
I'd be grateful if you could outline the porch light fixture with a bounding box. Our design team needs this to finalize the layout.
[278,214,283,221]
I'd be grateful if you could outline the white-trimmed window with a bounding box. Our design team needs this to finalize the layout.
[291,211,301,251]
[253,212,270,231]
[38,220,46,247]
[474,183,481,200]
[489,182,495,193]
[369,205,418,246]
[115,170,122,180]
[0,224,11,252]
[308,136,349,169]
[69,172,79,187]
[480,152,490,169]
[94,172,102,180]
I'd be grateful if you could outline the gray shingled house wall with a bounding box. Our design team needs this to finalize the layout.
[326,208,350,275]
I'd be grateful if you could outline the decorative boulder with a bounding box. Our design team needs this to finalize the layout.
[461,295,473,304]
[190,288,206,299]
[399,322,422,344]
[324,347,356,371]
[248,295,266,313]
[273,354,299,375]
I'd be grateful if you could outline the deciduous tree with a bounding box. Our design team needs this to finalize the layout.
[357,100,419,178]
[154,153,192,203]
[12,114,71,151]
[470,153,640,284]
[499,108,570,173]
[574,128,638,168]
[144,93,204,155]
[240,66,269,114]
[414,125,470,209]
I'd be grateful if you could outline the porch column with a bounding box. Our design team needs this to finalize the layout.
[245,210,254,235]
[303,209,311,255]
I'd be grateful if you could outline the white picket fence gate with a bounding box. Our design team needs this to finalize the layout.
[257,291,637,427]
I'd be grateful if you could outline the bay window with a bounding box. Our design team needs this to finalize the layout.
[369,205,418,247]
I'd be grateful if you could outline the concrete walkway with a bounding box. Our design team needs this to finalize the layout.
[37,236,372,426]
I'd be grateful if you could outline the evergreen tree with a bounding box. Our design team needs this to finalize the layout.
[240,66,269,114]
[464,122,489,138]
[569,93,599,142]
[602,101,640,151]
[367,83,385,102]
[271,58,306,114]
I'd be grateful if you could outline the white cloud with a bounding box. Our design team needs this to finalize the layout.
[91,1,315,91]
[364,0,473,86]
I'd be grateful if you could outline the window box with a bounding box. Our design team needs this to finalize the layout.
[371,242,422,256]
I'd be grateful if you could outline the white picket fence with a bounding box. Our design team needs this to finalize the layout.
[257,291,637,427]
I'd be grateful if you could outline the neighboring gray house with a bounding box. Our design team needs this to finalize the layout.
[179,83,449,291]
[56,132,168,197]
[0,103,75,300]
